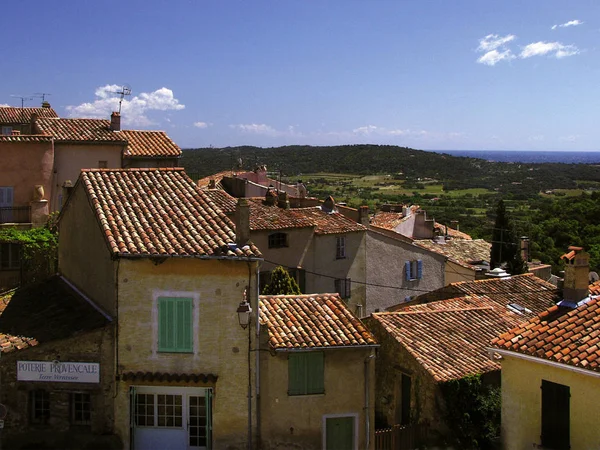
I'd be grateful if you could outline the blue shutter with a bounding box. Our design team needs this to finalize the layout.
[404,261,411,280]
[417,259,423,279]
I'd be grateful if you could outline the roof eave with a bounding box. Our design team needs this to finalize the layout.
[273,344,379,352]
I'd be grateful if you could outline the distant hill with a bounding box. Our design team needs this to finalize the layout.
[181,145,600,196]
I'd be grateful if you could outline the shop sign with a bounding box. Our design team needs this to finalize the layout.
[17,361,100,383]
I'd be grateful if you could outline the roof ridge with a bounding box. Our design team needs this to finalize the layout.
[260,293,340,300]
[376,306,496,315]
[81,167,185,173]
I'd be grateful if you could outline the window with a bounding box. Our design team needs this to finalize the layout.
[135,393,156,426]
[336,236,346,259]
[335,278,351,299]
[268,232,288,249]
[1,126,12,136]
[0,243,21,270]
[29,390,50,425]
[288,352,324,395]
[70,392,91,425]
[98,160,108,169]
[541,380,570,449]
[404,260,423,281]
[394,374,412,425]
[158,297,193,353]
[157,394,183,427]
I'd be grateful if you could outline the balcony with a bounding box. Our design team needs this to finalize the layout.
[0,206,31,225]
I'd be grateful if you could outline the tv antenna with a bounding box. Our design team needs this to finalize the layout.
[10,95,33,108]
[109,84,132,114]
[33,92,52,103]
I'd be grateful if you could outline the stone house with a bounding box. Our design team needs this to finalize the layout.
[0,276,116,449]
[259,293,377,450]
[0,103,58,135]
[33,113,181,210]
[366,274,560,443]
[491,246,600,450]
[58,168,262,450]
[365,226,446,315]
[206,189,369,316]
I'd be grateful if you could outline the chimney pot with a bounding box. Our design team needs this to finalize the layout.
[110,112,121,131]
[41,101,51,108]
[358,206,369,226]
[235,198,250,245]
[277,191,290,209]
[561,246,590,303]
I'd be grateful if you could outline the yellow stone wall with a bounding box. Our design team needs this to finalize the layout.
[114,257,258,450]
[58,181,117,316]
[445,260,475,284]
[259,347,375,450]
[501,354,600,450]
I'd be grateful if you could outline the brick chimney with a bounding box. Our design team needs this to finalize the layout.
[277,191,290,209]
[520,237,530,262]
[30,112,38,133]
[235,198,250,245]
[110,112,121,131]
[358,206,369,226]
[561,246,589,303]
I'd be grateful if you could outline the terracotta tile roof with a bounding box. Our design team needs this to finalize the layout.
[0,135,53,143]
[121,372,218,383]
[197,171,234,189]
[35,118,125,142]
[247,200,315,231]
[492,297,600,374]
[291,207,367,235]
[34,118,181,158]
[0,276,110,354]
[433,222,472,240]
[589,280,600,296]
[79,168,260,258]
[204,189,238,214]
[119,129,181,158]
[414,238,491,269]
[373,306,518,382]
[370,211,410,230]
[259,293,377,350]
[0,106,58,124]
[410,273,559,316]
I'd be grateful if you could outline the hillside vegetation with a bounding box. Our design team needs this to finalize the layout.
[182,145,600,272]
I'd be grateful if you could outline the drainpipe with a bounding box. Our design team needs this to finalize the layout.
[364,352,376,450]
[255,263,261,448]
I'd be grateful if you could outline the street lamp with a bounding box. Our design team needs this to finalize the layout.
[237,296,253,449]
[237,300,252,329]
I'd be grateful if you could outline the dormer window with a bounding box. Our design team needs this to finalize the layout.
[268,232,288,249]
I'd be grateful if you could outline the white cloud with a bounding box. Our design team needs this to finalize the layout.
[477,49,516,66]
[352,125,426,137]
[477,34,516,52]
[230,123,278,135]
[552,19,583,30]
[520,41,579,59]
[0,104,10,107]
[528,135,545,142]
[560,134,580,142]
[194,121,211,129]
[66,84,185,127]
[476,34,516,66]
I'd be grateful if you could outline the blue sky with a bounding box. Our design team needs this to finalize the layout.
[1,1,598,151]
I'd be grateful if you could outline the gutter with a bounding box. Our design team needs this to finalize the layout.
[274,345,380,352]
[364,352,376,450]
[487,347,600,379]
[113,253,263,262]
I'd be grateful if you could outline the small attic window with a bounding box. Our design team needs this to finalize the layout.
[268,232,288,249]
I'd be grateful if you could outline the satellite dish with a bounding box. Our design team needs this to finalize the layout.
[589,272,600,283]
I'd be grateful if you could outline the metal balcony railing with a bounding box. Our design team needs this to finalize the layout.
[0,206,31,224]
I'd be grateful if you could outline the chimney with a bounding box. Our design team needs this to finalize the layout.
[30,112,38,133]
[41,101,51,108]
[208,179,216,189]
[110,112,121,131]
[265,189,277,206]
[561,246,589,303]
[277,191,290,209]
[235,198,250,245]
[520,236,530,262]
[358,206,369,226]
[451,220,459,232]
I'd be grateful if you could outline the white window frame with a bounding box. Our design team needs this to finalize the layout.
[151,290,200,359]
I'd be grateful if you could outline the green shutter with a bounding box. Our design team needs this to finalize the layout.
[288,353,306,395]
[306,352,324,394]
[158,297,193,352]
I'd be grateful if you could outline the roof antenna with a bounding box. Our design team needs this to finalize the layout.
[10,95,33,123]
[109,84,132,114]
[33,93,52,104]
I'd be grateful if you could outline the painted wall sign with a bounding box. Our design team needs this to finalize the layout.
[17,361,100,383]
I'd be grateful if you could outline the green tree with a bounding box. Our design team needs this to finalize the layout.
[261,266,301,295]
[490,200,518,269]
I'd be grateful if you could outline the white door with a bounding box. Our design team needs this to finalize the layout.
[132,386,212,450]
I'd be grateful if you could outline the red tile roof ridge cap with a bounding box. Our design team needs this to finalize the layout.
[260,293,340,300]
[80,167,185,173]
[375,306,496,316]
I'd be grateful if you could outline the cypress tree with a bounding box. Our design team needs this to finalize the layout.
[261,266,302,295]
[490,200,518,270]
